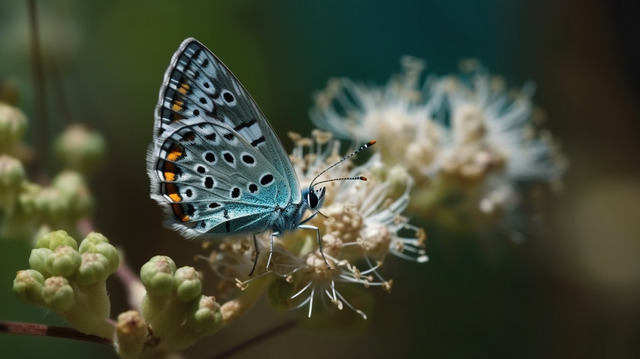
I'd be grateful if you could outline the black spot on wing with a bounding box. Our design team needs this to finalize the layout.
[251,136,265,147]
[260,173,274,186]
[234,118,258,132]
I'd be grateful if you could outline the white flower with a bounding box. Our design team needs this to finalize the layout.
[311,57,567,228]
[205,131,426,318]
[311,57,445,179]
[439,60,567,184]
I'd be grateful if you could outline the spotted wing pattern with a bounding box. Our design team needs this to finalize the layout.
[147,38,301,239]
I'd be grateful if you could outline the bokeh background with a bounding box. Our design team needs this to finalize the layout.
[1,1,639,358]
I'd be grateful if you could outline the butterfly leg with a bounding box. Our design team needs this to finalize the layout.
[249,233,260,276]
[298,224,332,270]
[266,231,280,271]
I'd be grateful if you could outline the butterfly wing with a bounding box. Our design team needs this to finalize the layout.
[147,38,300,239]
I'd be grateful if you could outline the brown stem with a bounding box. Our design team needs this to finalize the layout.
[0,320,112,346]
[210,320,299,359]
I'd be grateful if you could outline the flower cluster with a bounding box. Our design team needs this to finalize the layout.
[204,130,427,319]
[13,230,225,358]
[311,57,567,233]
[13,231,119,338]
[0,103,101,242]
[5,103,226,357]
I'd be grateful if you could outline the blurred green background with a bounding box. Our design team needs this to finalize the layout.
[1,1,639,358]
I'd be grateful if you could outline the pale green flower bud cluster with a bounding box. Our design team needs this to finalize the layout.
[138,255,223,351]
[54,124,106,175]
[0,102,27,151]
[1,169,94,240]
[13,230,119,339]
[0,104,101,241]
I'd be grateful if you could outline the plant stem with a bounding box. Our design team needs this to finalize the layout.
[0,320,112,346]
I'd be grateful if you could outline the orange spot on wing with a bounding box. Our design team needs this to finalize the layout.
[164,172,175,181]
[178,83,190,95]
[171,203,189,222]
[166,144,183,161]
[165,183,182,202]
[172,100,184,112]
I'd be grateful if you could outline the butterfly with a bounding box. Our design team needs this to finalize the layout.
[147,38,373,272]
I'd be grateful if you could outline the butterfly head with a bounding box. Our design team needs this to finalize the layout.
[303,186,326,211]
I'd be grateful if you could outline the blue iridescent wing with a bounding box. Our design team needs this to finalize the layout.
[147,38,300,239]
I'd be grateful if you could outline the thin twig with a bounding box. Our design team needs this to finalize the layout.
[0,320,112,346]
[211,320,299,359]
[27,0,47,162]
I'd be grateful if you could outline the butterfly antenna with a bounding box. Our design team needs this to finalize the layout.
[312,176,368,188]
[309,140,376,190]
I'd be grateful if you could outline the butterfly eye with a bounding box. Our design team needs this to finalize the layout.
[306,191,318,209]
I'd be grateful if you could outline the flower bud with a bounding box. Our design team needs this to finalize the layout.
[13,269,45,305]
[0,155,26,204]
[28,247,53,276]
[75,252,111,286]
[51,171,94,217]
[174,267,202,303]
[114,310,148,359]
[0,102,27,148]
[54,124,106,174]
[42,276,75,312]
[45,244,81,277]
[35,230,78,251]
[79,232,119,273]
[186,295,223,334]
[140,256,176,296]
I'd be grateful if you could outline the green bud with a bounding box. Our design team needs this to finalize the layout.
[28,247,53,276]
[186,295,222,334]
[79,232,119,273]
[140,256,176,296]
[174,267,202,303]
[16,183,42,216]
[51,171,94,218]
[35,230,78,251]
[0,155,26,205]
[115,310,147,359]
[42,276,75,312]
[79,231,109,246]
[36,187,70,224]
[54,124,106,175]
[45,245,81,277]
[75,252,111,286]
[0,102,27,148]
[13,269,45,305]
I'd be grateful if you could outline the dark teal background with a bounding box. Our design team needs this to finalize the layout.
[1,1,639,358]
